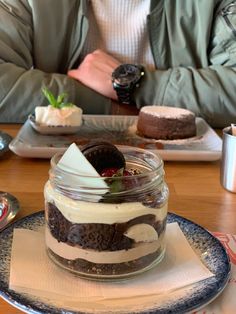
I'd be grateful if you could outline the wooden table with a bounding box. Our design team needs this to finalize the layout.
[1,124,236,314]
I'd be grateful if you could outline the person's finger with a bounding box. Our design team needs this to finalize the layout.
[67,69,80,79]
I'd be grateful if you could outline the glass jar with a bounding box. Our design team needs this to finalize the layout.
[44,146,169,280]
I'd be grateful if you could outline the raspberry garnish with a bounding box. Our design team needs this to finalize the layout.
[100,167,120,177]
[123,169,132,176]
[100,167,134,177]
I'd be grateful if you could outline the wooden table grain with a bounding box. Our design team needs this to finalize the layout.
[0,124,235,314]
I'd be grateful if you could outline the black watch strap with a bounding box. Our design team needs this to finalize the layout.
[115,87,135,105]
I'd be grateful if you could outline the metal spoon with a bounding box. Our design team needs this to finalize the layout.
[0,192,20,230]
[0,131,12,156]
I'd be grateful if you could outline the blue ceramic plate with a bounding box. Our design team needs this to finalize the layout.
[0,211,231,314]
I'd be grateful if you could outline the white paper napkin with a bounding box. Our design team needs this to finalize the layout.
[194,232,236,314]
[9,223,213,310]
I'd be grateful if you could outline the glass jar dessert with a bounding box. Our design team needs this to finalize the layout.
[44,143,169,280]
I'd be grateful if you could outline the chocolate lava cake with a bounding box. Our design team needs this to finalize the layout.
[137,106,196,140]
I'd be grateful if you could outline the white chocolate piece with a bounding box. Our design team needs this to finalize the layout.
[56,143,108,193]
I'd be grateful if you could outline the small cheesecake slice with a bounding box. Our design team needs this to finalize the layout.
[35,105,83,127]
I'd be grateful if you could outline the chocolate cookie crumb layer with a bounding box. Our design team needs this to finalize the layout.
[47,247,164,277]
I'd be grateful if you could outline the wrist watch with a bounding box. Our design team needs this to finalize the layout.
[112,64,144,105]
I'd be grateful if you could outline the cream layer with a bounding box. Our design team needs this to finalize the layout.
[44,182,167,224]
[45,227,163,264]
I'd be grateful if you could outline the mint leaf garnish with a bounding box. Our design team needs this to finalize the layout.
[42,87,74,109]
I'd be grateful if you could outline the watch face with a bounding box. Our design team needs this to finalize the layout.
[112,64,142,87]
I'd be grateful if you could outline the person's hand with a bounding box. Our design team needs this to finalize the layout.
[67,49,120,100]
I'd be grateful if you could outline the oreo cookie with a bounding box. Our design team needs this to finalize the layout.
[80,140,125,173]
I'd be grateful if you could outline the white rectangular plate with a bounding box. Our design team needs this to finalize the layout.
[9,115,222,161]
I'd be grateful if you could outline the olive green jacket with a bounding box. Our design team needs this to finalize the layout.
[0,0,235,127]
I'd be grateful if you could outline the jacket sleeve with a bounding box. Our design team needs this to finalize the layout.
[136,1,236,128]
[0,1,110,123]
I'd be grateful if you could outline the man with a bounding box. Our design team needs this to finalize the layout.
[0,0,235,127]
